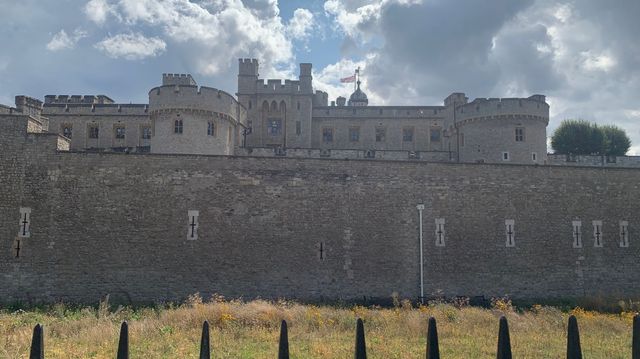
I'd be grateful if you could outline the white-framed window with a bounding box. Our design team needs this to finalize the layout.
[115,126,125,139]
[532,152,537,162]
[187,210,199,240]
[505,219,515,247]
[593,220,603,247]
[515,127,525,142]
[572,220,582,248]
[18,207,31,238]
[620,221,629,248]
[435,218,445,247]
[502,152,510,161]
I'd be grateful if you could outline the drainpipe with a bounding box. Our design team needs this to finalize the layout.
[416,203,425,304]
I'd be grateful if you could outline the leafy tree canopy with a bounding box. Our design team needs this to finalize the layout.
[551,119,631,156]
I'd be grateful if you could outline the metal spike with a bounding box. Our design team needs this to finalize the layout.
[199,321,210,359]
[29,324,44,359]
[496,316,512,359]
[426,317,440,359]
[117,321,129,359]
[355,318,367,359]
[566,315,582,359]
[278,320,289,359]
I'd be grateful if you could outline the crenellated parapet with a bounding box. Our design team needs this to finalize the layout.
[162,73,197,86]
[44,95,114,104]
[42,103,149,116]
[149,85,243,123]
[455,95,549,125]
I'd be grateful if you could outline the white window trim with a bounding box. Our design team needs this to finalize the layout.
[502,152,510,161]
[532,152,537,162]
[505,219,515,247]
[620,220,629,248]
[572,220,582,248]
[18,207,31,238]
[435,218,445,247]
[187,210,199,240]
[593,220,603,247]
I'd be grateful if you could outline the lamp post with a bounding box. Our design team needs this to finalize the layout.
[416,203,425,304]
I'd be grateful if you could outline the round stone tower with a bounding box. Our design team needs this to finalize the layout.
[455,95,549,164]
[149,74,246,155]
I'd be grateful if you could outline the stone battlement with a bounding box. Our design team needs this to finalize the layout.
[313,105,446,118]
[42,103,149,116]
[456,96,549,123]
[256,79,308,94]
[44,95,115,104]
[149,85,244,122]
[162,73,197,86]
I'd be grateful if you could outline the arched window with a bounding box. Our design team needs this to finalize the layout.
[262,101,269,112]
[279,100,286,113]
[174,119,183,134]
[271,101,278,112]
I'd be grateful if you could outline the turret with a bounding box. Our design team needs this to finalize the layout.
[238,58,259,94]
[162,73,196,86]
[15,96,43,119]
[299,63,312,93]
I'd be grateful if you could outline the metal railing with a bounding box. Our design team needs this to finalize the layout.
[26,314,640,358]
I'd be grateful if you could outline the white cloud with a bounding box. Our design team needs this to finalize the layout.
[85,0,115,25]
[95,33,166,60]
[287,8,314,40]
[46,28,88,51]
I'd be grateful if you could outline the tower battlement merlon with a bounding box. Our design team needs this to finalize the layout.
[15,95,44,120]
[162,73,197,86]
[455,96,549,124]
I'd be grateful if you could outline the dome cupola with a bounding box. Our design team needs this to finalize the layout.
[348,80,368,106]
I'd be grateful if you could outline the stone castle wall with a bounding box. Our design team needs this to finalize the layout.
[1,116,639,304]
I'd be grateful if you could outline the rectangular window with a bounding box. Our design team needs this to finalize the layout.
[18,207,31,238]
[267,118,282,136]
[174,120,183,134]
[88,125,99,139]
[349,127,360,142]
[62,124,72,139]
[515,127,525,142]
[295,121,301,135]
[115,126,125,139]
[532,152,537,162]
[207,121,215,136]
[322,127,334,143]
[505,219,515,247]
[572,220,582,248]
[593,220,603,247]
[435,218,445,247]
[620,220,629,247]
[375,127,386,142]
[403,127,414,142]
[502,152,510,161]
[430,128,441,142]
[141,126,152,139]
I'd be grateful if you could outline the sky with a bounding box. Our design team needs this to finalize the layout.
[1,0,639,154]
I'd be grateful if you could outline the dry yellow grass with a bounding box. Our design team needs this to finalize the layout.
[0,295,635,358]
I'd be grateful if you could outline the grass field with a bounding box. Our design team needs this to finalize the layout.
[0,295,636,358]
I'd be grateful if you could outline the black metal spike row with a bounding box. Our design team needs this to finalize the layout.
[29,324,44,359]
[117,321,129,359]
[199,321,210,359]
[278,320,290,359]
[355,318,367,359]
[566,315,582,359]
[426,317,440,359]
[634,314,639,359]
[496,316,512,359]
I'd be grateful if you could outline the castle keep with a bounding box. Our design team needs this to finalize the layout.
[1,59,639,304]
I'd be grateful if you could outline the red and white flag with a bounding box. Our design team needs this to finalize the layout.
[340,74,356,83]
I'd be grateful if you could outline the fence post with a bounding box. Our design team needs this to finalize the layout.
[566,315,582,359]
[199,321,210,359]
[632,314,638,359]
[117,321,129,359]
[278,320,289,359]
[355,318,367,359]
[496,316,512,359]
[29,324,44,359]
[426,317,440,359]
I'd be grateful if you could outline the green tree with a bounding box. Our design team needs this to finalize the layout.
[551,119,603,155]
[601,125,631,156]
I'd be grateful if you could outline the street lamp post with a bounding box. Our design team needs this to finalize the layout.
[416,203,425,304]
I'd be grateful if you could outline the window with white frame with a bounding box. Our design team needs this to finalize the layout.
[532,152,537,162]
[435,218,445,247]
[620,220,629,247]
[572,220,582,248]
[593,220,603,247]
[505,219,515,247]
[502,152,510,161]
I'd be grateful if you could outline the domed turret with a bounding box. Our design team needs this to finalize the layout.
[348,80,368,106]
